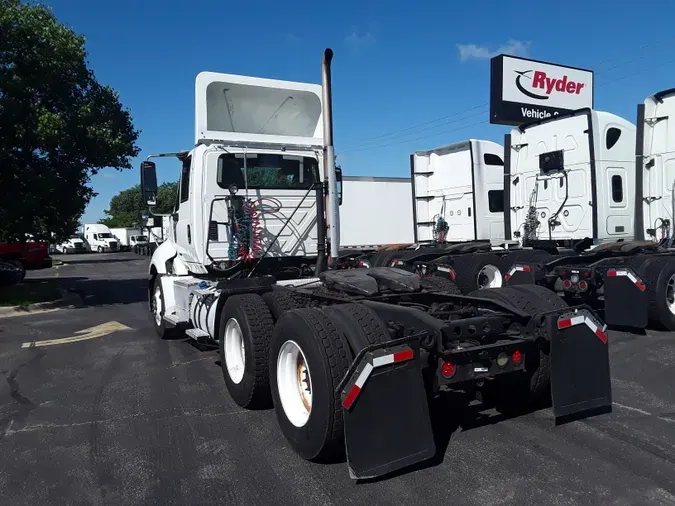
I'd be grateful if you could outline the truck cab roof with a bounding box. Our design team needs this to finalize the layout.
[195,72,324,148]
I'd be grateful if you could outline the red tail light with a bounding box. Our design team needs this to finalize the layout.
[512,350,523,364]
[441,361,456,378]
[562,279,572,289]
[578,280,588,291]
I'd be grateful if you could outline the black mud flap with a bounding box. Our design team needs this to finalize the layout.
[549,308,612,424]
[340,342,435,480]
[603,267,648,328]
[504,263,536,285]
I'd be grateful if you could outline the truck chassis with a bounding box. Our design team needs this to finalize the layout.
[503,241,675,330]
[148,265,612,479]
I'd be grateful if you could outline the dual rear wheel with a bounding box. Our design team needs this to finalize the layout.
[218,292,389,461]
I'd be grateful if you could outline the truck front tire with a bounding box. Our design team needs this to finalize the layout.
[219,294,275,409]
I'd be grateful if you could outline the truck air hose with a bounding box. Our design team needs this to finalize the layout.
[434,216,449,243]
[233,197,284,262]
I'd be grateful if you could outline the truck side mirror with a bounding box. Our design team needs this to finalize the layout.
[335,167,343,206]
[140,161,158,206]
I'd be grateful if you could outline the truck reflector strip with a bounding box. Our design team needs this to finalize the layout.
[435,265,456,279]
[342,346,415,410]
[505,264,532,281]
[557,313,608,344]
[606,268,646,291]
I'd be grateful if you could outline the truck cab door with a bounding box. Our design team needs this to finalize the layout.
[174,155,199,264]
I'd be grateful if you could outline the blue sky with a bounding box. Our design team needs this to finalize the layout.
[43,0,675,224]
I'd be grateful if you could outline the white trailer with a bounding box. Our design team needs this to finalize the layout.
[83,224,120,253]
[137,48,611,480]
[339,176,414,249]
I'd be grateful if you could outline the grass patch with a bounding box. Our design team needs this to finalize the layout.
[0,280,62,307]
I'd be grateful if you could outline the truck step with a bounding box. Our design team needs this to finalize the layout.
[185,328,211,340]
[163,305,189,325]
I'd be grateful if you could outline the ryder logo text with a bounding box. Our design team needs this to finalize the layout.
[515,70,586,101]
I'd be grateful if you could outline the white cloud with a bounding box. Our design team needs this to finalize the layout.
[102,172,116,180]
[457,39,530,61]
[345,29,376,53]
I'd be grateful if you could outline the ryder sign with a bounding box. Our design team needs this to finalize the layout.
[490,55,594,126]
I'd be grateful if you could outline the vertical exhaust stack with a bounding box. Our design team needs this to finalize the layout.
[322,48,340,268]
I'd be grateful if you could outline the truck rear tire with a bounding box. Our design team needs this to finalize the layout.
[219,294,275,409]
[420,275,462,294]
[638,257,675,330]
[262,289,304,321]
[452,254,506,294]
[469,285,567,410]
[269,308,352,461]
[369,250,400,268]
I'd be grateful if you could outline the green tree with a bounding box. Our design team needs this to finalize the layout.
[0,0,140,242]
[99,182,177,228]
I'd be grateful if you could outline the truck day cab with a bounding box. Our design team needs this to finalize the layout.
[504,88,675,330]
[140,48,612,479]
[83,224,120,253]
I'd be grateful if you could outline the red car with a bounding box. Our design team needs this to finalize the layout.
[0,241,53,281]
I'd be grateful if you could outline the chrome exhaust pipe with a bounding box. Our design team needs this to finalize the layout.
[322,48,340,267]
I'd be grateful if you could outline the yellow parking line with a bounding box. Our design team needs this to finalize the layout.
[21,321,131,348]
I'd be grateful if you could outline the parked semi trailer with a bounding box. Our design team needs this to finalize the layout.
[504,89,675,330]
[140,48,612,479]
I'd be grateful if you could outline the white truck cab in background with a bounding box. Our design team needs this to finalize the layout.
[110,228,147,251]
[636,88,675,241]
[55,235,85,254]
[411,140,506,244]
[83,224,120,253]
[505,108,636,245]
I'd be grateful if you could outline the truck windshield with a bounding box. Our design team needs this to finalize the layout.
[98,233,113,239]
[217,153,319,190]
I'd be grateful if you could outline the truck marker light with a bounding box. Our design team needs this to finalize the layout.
[606,268,646,292]
[557,314,608,344]
[496,352,509,367]
[342,347,415,409]
[505,264,531,281]
[441,361,456,378]
[511,350,523,364]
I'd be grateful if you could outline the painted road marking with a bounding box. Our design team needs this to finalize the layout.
[21,321,131,348]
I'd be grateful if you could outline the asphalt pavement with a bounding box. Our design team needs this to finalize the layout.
[1,252,675,505]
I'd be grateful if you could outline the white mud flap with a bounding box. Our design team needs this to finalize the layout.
[339,342,435,479]
[549,308,612,424]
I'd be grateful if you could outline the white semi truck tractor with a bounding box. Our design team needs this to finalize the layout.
[504,89,675,330]
[140,48,613,479]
